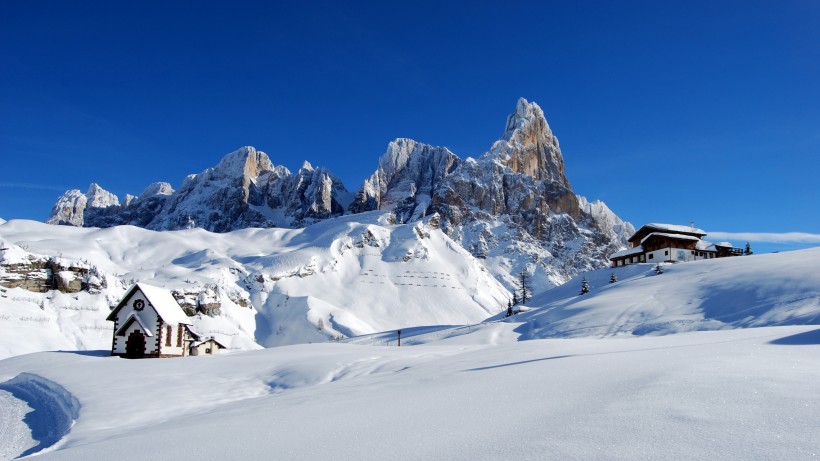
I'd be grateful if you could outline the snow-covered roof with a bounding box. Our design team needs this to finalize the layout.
[107,283,190,326]
[630,223,706,242]
[644,223,706,235]
[610,245,644,259]
[192,337,227,349]
[114,313,155,337]
[136,283,191,326]
[640,232,700,245]
[696,241,717,251]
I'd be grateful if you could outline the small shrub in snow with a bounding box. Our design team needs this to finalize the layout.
[580,277,590,295]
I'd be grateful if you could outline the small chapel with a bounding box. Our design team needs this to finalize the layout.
[107,282,224,358]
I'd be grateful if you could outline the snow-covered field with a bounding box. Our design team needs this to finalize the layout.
[1,325,818,460]
[1,216,819,459]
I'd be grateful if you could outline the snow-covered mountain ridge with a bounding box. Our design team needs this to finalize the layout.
[0,214,509,359]
[2,211,818,360]
[47,98,633,289]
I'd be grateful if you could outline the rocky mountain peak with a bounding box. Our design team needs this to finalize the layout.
[85,183,120,208]
[490,97,568,188]
[349,138,460,222]
[139,182,175,199]
[211,146,274,181]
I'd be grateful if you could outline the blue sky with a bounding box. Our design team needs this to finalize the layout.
[1,1,818,253]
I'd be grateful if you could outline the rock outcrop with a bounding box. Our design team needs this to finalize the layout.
[348,138,460,222]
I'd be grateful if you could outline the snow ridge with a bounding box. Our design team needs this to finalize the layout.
[0,372,80,458]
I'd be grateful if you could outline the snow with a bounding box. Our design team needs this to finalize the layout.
[640,223,707,236]
[515,248,820,338]
[641,231,700,244]
[0,216,509,357]
[0,326,818,460]
[1,220,819,458]
[609,245,644,259]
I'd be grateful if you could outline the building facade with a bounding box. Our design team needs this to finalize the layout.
[107,283,196,358]
[610,223,742,267]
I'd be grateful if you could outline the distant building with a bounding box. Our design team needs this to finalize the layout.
[107,283,198,358]
[189,336,227,356]
[610,223,742,267]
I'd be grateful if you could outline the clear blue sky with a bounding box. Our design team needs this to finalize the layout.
[1,1,818,253]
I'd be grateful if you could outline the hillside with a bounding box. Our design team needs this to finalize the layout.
[0,214,508,359]
[514,247,820,339]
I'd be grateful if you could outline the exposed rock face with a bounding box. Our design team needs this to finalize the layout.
[45,98,632,287]
[0,241,95,293]
[348,138,460,222]
[47,147,351,232]
[47,184,121,227]
[354,98,632,287]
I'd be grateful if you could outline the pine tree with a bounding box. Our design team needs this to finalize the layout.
[512,292,519,306]
[609,272,617,284]
[580,277,590,295]
[745,242,753,255]
[518,270,531,305]
[506,300,513,317]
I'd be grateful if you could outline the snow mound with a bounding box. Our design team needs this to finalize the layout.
[0,373,80,459]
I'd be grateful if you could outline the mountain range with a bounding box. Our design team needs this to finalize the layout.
[46,98,633,289]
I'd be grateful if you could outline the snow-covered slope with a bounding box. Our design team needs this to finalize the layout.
[0,214,508,359]
[501,247,820,339]
[1,325,818,460]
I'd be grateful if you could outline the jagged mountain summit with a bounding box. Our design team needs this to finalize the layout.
[47,98,632,286]
[352,98,633,287]
[48,147,352,232]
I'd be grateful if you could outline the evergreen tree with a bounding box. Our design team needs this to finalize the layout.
[655,263,664,275]
[609,272,617,284]
[580,277,590,295]
[506,300,513,317]
[512,292,519,306]
[745,242,753,255]
[518,270,531,305]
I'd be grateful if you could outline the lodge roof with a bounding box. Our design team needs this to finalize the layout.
[628,223,706,243]
[610,245,645,259]
[640,232,701,245]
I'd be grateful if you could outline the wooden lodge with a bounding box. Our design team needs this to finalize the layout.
[610,223,742,267]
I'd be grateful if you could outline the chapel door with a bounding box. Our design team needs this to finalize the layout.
[125,331,146,359]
